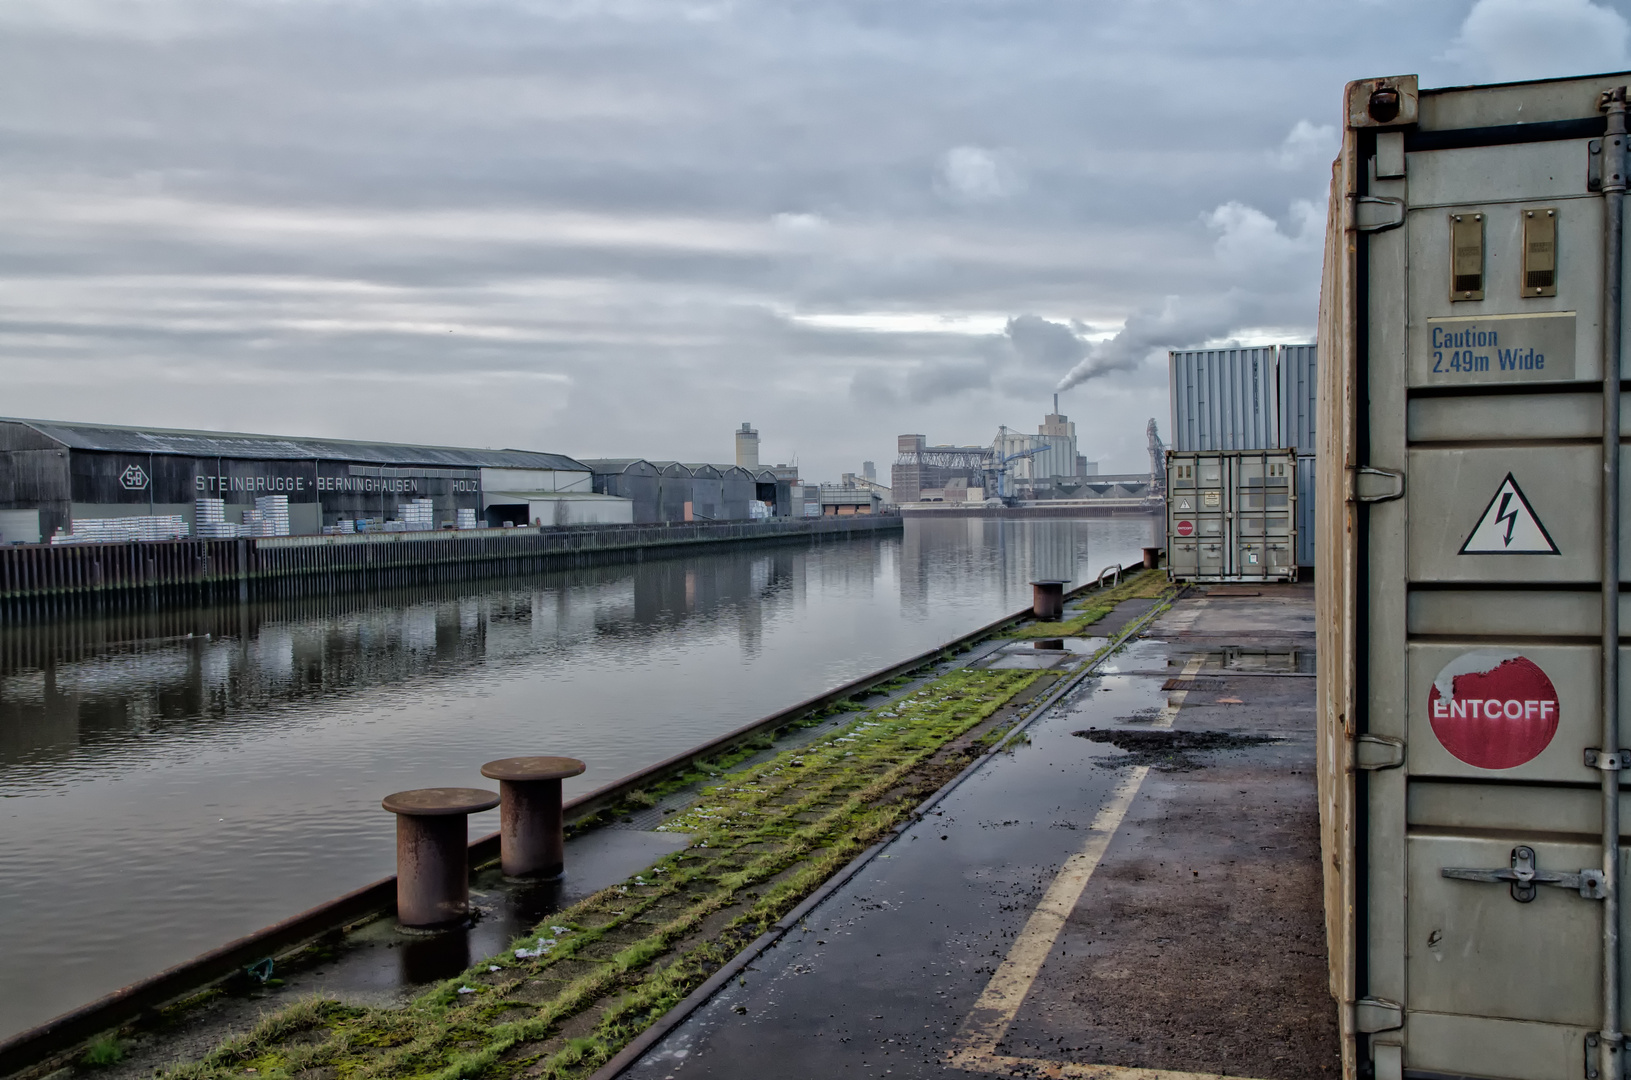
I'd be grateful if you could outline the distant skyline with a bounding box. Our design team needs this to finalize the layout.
[2,0,1628,479]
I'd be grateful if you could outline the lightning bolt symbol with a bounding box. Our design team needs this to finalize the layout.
[1496,491,1518,546]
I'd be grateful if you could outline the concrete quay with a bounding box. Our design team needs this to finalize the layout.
[618,586,1336,1080]
[0,576,1338,1080]
[0,514,899,607]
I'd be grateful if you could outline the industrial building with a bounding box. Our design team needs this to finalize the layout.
[0,417,643,543]
[892,402,1105,504]
[734,423,759,468]
[890,437,991,503]
[585,460,790,524]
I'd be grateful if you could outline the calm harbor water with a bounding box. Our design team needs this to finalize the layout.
[0,516,1150,1038]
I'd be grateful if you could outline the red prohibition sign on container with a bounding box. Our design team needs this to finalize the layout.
[1428,651,1560,769]
[1176,520,1194,537]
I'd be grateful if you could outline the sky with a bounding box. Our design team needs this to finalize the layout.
[2,0,1630,479]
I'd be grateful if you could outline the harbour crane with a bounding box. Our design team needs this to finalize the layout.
[991,444,1046,501]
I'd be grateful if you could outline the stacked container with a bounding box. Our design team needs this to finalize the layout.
[1168,343,1317,575]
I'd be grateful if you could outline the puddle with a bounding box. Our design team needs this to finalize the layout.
[986,652,1070,670]
[1071,728,1276,771]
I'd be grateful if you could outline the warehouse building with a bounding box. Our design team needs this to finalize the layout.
[583,460,662,524]
[0,417,621,542]
[585,460,789,524]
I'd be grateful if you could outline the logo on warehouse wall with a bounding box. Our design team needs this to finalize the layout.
[119,465,150,491]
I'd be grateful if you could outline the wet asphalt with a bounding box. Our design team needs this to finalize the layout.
[623,586,1335,1080]
[628,641,1173,1079]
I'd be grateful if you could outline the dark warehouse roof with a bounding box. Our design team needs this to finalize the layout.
[1,417,588,471]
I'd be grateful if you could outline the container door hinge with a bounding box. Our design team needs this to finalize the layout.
[1586,748,1631,771]
[1355,997,1403,1033]
[1582,1032,1624,1079]
[1356,735,1405,770]
[1353,467,1405,503]
[1352,195,1405,233]
[1443,845,1607,902]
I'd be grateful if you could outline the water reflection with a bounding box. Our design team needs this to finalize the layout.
[0,516,1150,1037]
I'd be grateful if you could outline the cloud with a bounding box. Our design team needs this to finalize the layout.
[1051,195,1322,394]
[937,146,1016,203]
[1272,120,1337,170]
[0,0,1452,478]
[1445,0,1630,82]
[906,359,991,400]
[1205,198,1323,277]
[1005,314,1086,370]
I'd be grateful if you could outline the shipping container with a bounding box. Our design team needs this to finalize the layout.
[1165,449,1297,582]
[1317,71,1631,1080]
[1279,343,1318,453]
[1168,346,1281,451]
[1295,453,1315,570]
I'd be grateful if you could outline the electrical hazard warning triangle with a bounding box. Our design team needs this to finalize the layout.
[1459,473,1560,555]
[1176,498,1192,510]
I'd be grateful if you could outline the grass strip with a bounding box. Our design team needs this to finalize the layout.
[1004,566,1168,638]
[154,668,1049,1080]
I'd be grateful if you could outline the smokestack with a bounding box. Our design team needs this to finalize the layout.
[1052,393,1059,415]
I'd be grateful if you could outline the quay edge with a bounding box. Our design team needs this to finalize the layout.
[0,563,1150,1079]
[0,515,899,609]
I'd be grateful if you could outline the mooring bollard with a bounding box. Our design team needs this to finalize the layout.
[1031,580,1066,620]
[479,756,588,879]
[382,787,500,928]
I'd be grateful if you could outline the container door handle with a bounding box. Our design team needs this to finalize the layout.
[1442,845,1607,902]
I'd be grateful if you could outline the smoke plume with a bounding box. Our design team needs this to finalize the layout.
[1053,295,1246,393]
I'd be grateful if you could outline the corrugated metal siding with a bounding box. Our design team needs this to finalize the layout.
[1168,347,1281,451]
[1278,344,1318,453]
[6,417,587,472]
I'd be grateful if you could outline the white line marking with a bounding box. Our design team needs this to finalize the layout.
[946,646,1266,1080]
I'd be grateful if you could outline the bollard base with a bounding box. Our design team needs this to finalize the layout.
[481,756,588,881]
[1031,580,1066,620]
[382,787,500,930]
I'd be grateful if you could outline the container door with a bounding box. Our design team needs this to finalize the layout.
[1196,452,1229,579]
[1356,76,1630,1080]
[1167,451,1200,578]
[1236,451,1297,582]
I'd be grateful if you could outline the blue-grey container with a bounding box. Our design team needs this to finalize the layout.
[1168,347,1281,452]
[1278,344,1318,454]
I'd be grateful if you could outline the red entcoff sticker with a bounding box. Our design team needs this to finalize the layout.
[1176,520,1194,537]
[1428,651,1559,769]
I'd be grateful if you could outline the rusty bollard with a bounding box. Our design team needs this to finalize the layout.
[480,756,588,879]
[382,787,499,928]
[1030,580,1066,620]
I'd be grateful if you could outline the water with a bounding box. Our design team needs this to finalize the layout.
[0,516,1150,1038]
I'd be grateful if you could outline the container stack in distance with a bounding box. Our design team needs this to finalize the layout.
[1168,343,1317,571]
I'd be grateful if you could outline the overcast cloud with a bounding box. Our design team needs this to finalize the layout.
[0,0,1626,476]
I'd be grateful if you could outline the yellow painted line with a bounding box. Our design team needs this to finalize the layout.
[948,643,1263,1080]
[966,1053,1250,1080]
